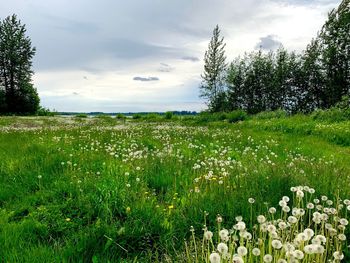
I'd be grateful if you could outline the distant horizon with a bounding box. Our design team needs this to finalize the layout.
[56,110,198,115]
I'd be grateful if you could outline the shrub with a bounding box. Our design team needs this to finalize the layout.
[335,96,350,110]
[132,113,142,120]
[96,114,112,120]
[217,112,227,121]
[311,108,350,122]
[164,111,173,120]
[196,112,229,123]
[116,114,126,119]
[75,113,88,118]
[226,110,247,123]
[254,109,287,120]
[142,113,161,121]
[36,107,56,116]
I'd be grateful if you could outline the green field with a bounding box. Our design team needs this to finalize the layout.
[1,115,350,262]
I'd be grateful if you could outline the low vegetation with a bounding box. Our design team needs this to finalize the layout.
[0,110,350,262]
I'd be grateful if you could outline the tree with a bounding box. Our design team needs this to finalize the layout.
[240,50,275,114]
[201,0,349,114]
[318,0,350,108]
[227,58,246,111]
[271,47,289,110]
[0,14,39,114]
[200,25,227,112]
[301,39,325,110]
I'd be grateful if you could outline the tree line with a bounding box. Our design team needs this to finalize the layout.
[200,0,350,114]
[0,14,39,115]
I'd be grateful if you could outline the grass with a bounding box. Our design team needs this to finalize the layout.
[0,114,349,262]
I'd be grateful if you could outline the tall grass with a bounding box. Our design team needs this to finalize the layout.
[0,116,349,261]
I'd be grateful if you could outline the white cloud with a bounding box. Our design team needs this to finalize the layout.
[1,0,340,111]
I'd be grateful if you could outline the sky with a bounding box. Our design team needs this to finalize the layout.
[0,0,341,112]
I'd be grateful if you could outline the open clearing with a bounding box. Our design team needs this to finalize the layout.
[1,116,350,262]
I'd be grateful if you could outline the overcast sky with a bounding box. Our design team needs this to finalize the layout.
[0,0,340,112]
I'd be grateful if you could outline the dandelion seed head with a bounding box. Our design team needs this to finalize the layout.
[257,215,266,224]
[237,246,247,256]
[248,198,255,204]
[269,207,276,214]
[333,251,344,260]
[252,247,261,256]
[272,239,282,249]
[263,254,273,263]
[209,252,220,263]
[217,242,228,254]
[204,230,213,240]
[232,255,244,263]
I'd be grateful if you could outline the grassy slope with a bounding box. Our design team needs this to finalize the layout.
[0,116,349,262]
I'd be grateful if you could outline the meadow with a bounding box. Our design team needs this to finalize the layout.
[0,113,350,262]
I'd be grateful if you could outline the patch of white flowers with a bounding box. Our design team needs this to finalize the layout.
[186,186,349,262]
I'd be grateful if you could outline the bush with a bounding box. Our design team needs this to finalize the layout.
[95,114,112,120]
[217,112,227,121]
[196,112,228,123]
[164,111,173,120]
[116,114,126,119]
[132,114,142,120]
[254,109,287,120]
[311,108,350,122]
[226,110,247,123]
[75,113,88,118]
[335,96,350,110]
[36,107,56,116]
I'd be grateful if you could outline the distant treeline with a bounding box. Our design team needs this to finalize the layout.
[200,0,350,114]
[57,111,198,116]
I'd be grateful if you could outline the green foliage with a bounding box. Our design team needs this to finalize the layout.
[203,0,350,114]
[318,0,350,108]
[0,14,39,115]
[196,112,225,123]
[0,87,6,113]
[195,111,247,123]
[116,113,126,119]
[254,109,287,120]
[142,113,161,121]
[36,107,56,116]
[335,95,350,110]
[200,25,227,112]
[226,48,307,114]
[75,113,88,118]
[164,111,173,120]
[243,114,350,146]
[95,114,112,120]
[1,117,350,261]
[132,113,142,119]
[310,107,350,122]
[226,110,247,123]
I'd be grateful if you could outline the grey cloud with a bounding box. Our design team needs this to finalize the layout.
[159,63,174,72]
[182,56,200,62]
[255,35,282,51]
[33,37,181,71]
[103,38,179,59]
[1,0,270,72]
[0,0,334,112]
[42,14,100,35]
[272,0,338,5]
[133,76,159,81]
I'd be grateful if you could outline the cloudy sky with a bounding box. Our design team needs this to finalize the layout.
[0,0,340,112]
